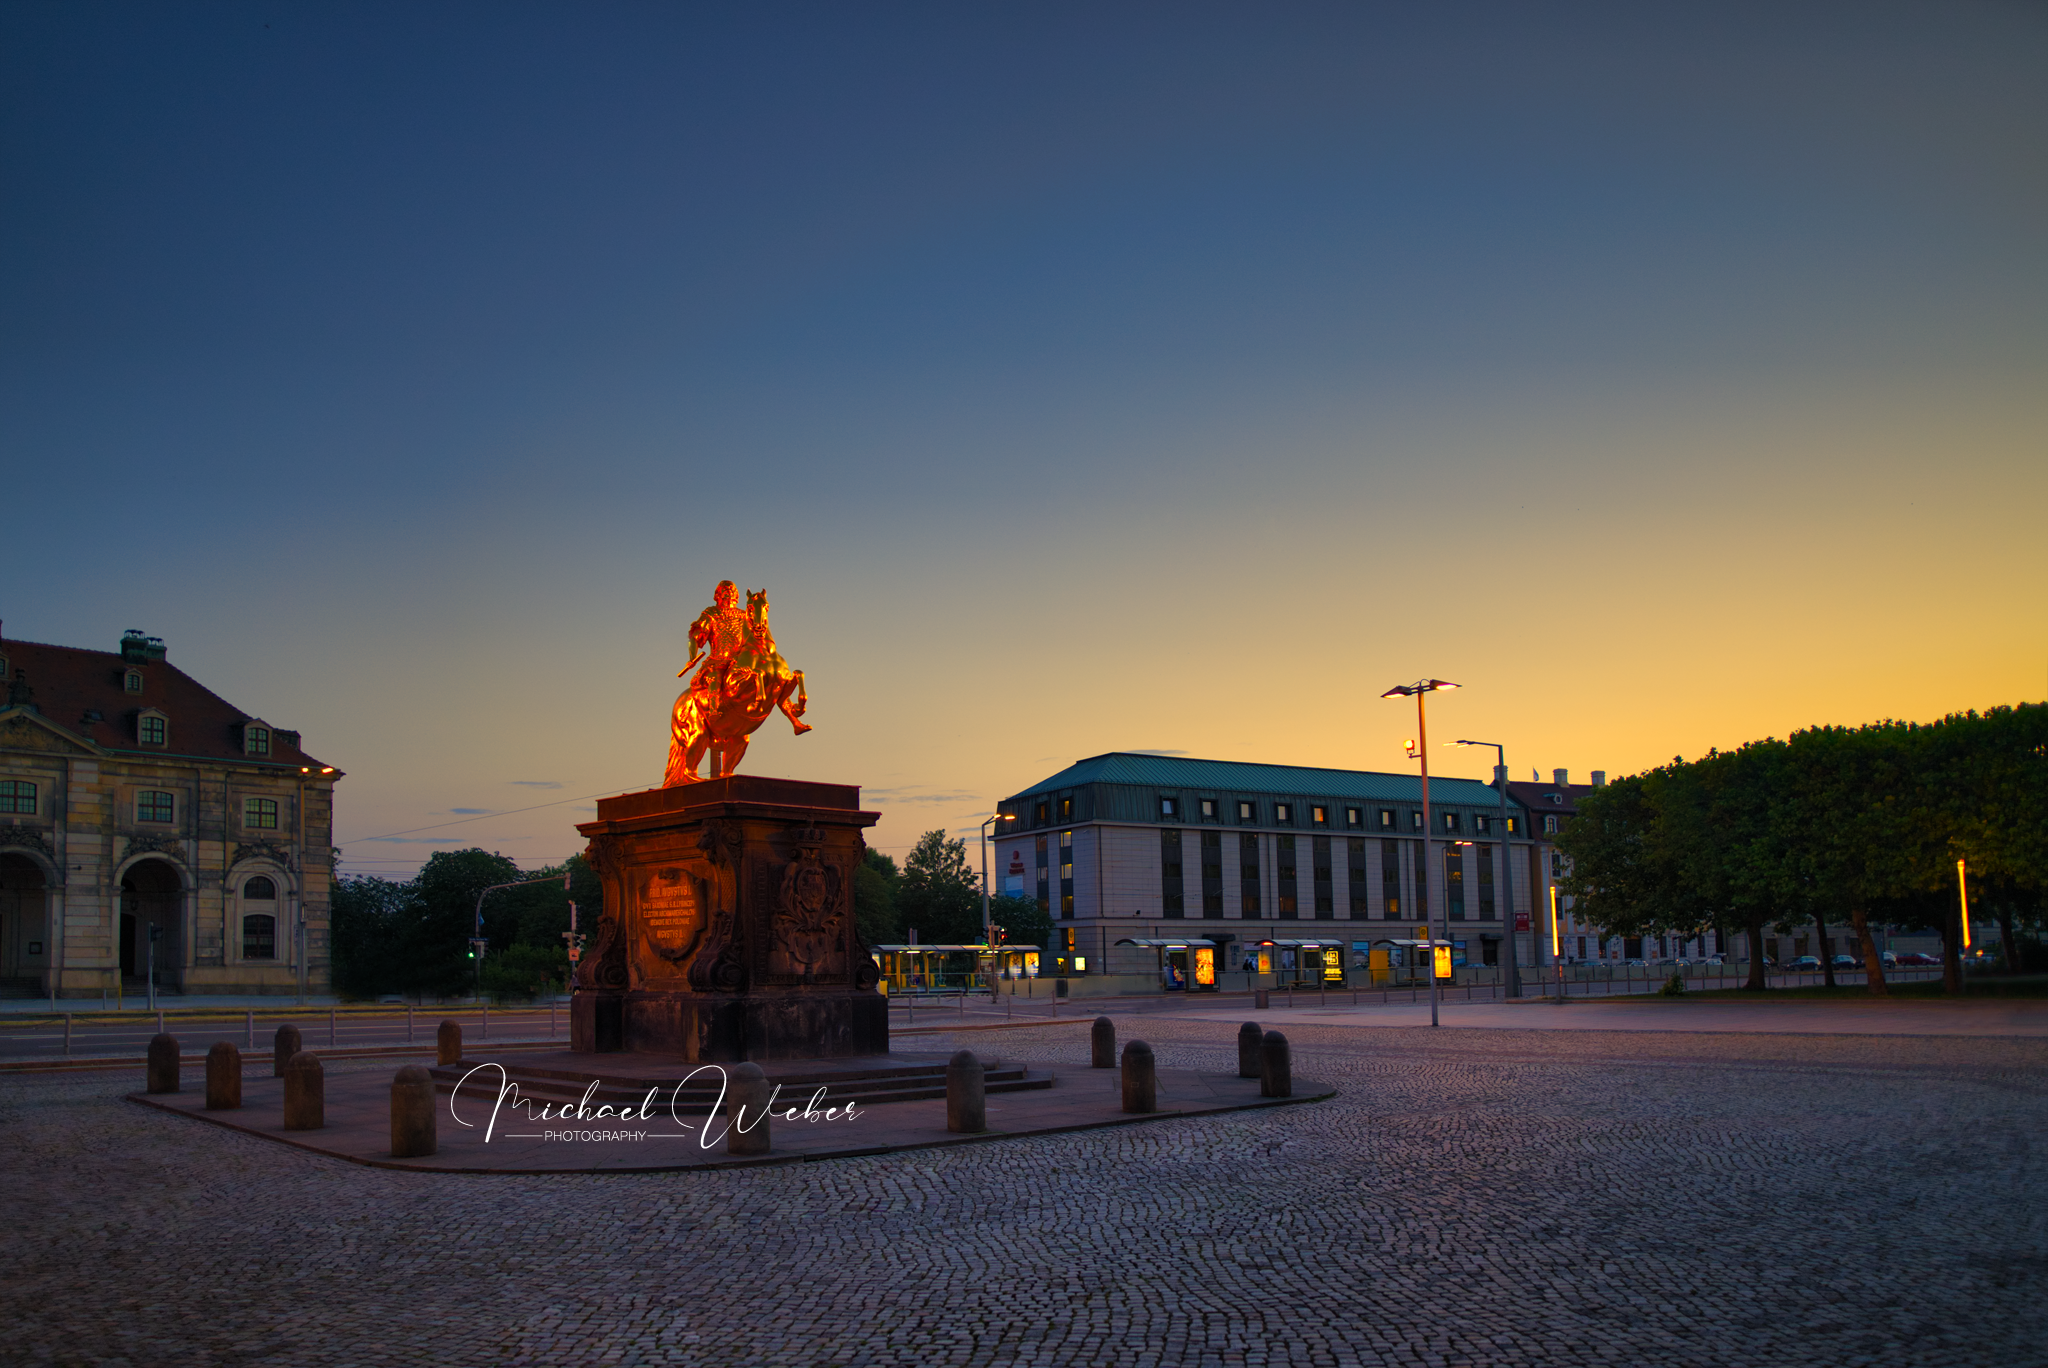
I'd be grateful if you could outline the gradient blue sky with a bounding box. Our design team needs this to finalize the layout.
[5,2,2044,875]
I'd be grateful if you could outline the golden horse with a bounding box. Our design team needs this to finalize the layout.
[664,587,810,785]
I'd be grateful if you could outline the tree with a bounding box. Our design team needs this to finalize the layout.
[897,829,982,943]
[989,892,1052,951]
[854,848,901,946]
[330,874,418,999]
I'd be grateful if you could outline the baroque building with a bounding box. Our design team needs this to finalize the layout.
[0,626,340,999]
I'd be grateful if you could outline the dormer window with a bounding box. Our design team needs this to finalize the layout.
[138,711,167,746]
[124,671,143,694]
[245,725,271,757]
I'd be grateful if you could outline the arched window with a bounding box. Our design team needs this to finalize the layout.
[242,914,276,960]
[244,875,277,901]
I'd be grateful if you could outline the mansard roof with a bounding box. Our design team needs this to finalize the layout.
[1002,752,1510,809]
[0,635,336,772]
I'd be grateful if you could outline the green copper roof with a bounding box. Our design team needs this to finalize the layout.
[1003,752,1508,807]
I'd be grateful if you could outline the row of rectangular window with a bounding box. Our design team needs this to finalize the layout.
[1159,837,1505,921]
[1022,793,1533,836]
[1160,795,1517,834]
[0,782,278,829]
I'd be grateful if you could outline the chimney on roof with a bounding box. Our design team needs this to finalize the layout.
[1591,771,1606,787]
[1553,769,1569,787]
[120,630,167,664]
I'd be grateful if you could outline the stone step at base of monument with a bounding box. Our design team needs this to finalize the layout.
[428,1055,1054,1115]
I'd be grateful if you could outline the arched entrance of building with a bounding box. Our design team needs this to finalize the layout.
[120,859,184,992]
[0,854,51,991]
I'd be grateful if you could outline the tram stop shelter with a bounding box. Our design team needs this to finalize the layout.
[1114,937,1221,991]
[870,943,1040,994]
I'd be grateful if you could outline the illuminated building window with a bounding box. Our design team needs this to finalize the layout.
[1200,798,1218,820]
[1159,796,1178,818]
[1377,809,1394,830]
[1237,801,1255,823]
[1345,807,1362,828]
[245,797,279,830]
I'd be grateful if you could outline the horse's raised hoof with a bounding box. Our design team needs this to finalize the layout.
[791,722,813,735]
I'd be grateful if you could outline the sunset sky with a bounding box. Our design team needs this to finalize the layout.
[5,2,2044,876]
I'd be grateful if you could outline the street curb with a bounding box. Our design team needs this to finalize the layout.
[0,1039,567,1075]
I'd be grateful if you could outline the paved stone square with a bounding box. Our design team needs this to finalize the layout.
[3,1018,2043,1367]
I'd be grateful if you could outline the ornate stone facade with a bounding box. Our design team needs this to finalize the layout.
[0,630,341,998]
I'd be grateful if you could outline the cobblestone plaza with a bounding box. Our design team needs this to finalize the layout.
[4,1018,2044,1368]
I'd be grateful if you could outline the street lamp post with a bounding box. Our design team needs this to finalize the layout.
[1453,739,1520,1000]
[1383,678,1458,1028]
[980,813,1016,989]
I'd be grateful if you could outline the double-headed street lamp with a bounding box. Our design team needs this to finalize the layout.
[980,812,1017,985]
[1382,678,1458,1028]
[1452,738,1521,1000]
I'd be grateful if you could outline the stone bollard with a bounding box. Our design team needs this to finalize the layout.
[437,1019,463,1066]
[1237,1021,1263,1078]
[1254,988,1270,1010]
[283,1051,325,1130]
[272,1023,301,1078]
[946,1049,986,1133]
[1260,1030,1292,1098]
[390,1064,437,1158]
[205,1041,242,1110]
[1121,1040,1157,1114]
[724,1062,772,1157]
[146,1034,180,1094]
[1091,1016,1116,1069]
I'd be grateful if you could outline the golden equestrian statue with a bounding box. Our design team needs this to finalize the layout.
[663,580,811,786]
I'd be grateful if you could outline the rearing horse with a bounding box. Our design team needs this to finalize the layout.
[663,586,811,786]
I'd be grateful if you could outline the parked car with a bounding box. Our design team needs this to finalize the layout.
[1830,954,1860,971]
[1879,952,1898,969]
[1785,955,1822,972]
[1895,952,1939,966]
[1624,959,1649,968]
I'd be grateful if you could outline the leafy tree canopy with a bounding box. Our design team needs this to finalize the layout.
[898,829,983,943]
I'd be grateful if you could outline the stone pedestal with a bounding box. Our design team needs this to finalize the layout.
[571,775,886,1063]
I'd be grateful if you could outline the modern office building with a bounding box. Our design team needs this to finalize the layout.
[0,626,341,998]
[995,752,1539,982]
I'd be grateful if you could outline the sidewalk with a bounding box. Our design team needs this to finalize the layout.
[1169,996,2048,1036]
